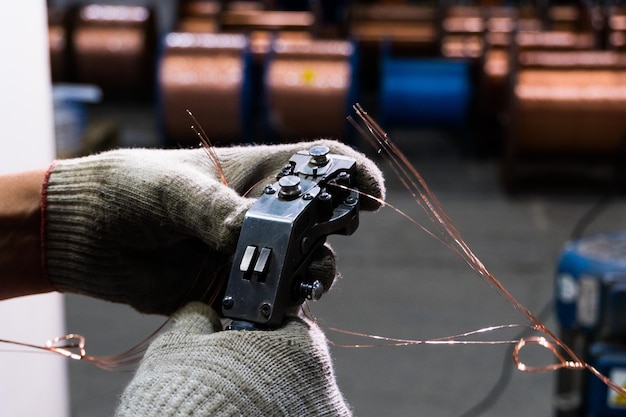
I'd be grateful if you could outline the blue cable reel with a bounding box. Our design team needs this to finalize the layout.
[378,47,473,130]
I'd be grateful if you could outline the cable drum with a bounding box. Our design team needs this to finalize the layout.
[73,5,156,97]
[264,38,356,140]
[503,50,626,190]
[510,51,626,153]
[158,32,251,145]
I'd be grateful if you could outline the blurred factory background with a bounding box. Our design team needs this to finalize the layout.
[38,0,626,416]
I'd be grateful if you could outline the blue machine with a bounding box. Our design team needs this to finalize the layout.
[555,232,626,416]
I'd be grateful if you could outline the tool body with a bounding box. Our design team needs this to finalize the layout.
[222,145,359,329]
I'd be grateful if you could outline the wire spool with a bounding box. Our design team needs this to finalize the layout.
[379,52,472,130]
[475,6,518,153]
[72,5,156,98]
[503,50,626,191]
[264,38,356,140]
[483,6,519,67]
[220,8,315,63]
[440,5,485,60]
[158,33,252,145]
[175,0,221,33]
[608,7,626,51]
[220,9,315,33]
[350,4,439,90]
[350,4,439,54]
[48,6,75,83]
[515,30,596,52]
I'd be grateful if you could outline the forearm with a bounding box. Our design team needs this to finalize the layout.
[0,168,53,299]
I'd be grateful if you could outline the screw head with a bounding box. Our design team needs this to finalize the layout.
[300,280,324,301]
[309,145,330,166]
[260,303,272,318]
[264,185,276,194]
[318,191,332,201]
[222,296,234,309]
[278,175,301,199]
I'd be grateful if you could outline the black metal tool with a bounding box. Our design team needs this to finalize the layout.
[222,145,360,329]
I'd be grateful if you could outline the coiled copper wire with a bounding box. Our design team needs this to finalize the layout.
[72,4,156,97]
[159,33,249,144]
[265,38,354,140]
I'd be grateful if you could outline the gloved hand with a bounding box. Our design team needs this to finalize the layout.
[115,302,351,417]
[42,140,385,314]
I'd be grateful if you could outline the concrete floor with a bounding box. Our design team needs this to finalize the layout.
[62,104,626,416]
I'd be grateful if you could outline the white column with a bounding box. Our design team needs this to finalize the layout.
[0,2,69,417]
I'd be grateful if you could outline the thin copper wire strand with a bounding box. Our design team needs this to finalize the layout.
[187,109,228,186]
[323,324,535,349]
[349,103,626,397]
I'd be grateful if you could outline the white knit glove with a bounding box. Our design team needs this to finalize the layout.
[115,302,352,417]
[42,140,385,314]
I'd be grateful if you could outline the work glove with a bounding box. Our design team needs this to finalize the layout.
[42,140,385,314]
[115,302,352,417]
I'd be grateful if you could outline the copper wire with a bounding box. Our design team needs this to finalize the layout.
[186,109,228,186]
[347,103,626,398]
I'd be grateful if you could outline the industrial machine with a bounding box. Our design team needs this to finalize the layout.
[555,232,626,416]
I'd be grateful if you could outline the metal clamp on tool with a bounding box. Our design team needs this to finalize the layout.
[222,145,360,329]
